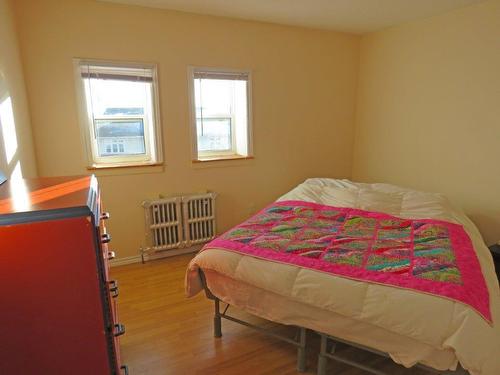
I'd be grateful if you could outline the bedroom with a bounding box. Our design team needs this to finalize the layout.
[0,0,499,374]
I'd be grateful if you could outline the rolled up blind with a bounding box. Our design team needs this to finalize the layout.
[79,61,154,82]
[193,70,248,81]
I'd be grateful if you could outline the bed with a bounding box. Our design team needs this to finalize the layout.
[186,178,500,375]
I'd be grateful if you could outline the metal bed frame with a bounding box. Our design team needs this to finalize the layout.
[199,268,307,372]
[213,297,307,372]
[317,332,468,375]
[200,271,469,375]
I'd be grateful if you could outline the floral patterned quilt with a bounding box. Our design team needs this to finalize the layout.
[204,200,491,322]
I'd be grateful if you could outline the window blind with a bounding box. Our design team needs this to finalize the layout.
[79,62,154,82]
[193,70,248,81]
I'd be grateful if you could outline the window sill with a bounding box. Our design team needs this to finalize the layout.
[192,155,254,163]
[86,162,164,176]
[87,162,163,170]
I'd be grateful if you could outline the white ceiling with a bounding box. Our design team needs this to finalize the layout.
[99,0,483,34]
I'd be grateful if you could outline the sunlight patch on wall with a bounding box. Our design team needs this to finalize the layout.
[11,160,22,180]
[9,161,30,212]
[0,96,18,164]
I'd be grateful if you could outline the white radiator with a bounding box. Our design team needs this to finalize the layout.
[182,194,217,246]
[143,197,183,251]
[142,192,217,260]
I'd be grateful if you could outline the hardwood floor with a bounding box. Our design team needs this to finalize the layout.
[111,254,428,375]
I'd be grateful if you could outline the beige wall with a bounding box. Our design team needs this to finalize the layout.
[13,0,360,259]
[0,0,37,178]
[353,0,500,245]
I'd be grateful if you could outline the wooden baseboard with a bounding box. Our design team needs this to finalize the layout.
[110,245,202,267]
[110,255,142,267]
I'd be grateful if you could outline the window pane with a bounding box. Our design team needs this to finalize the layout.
[194,78,235,153]
[196,118,231,152]
[86,78,149,117]
[194,78,232,118]
[95,119,146,156]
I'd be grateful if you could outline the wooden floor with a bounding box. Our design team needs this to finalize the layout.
[111,254,428,375]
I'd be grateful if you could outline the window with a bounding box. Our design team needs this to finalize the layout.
[189,68,252,161]
[74,59,162,168]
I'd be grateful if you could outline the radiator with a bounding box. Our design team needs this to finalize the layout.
[142,192,217,259]
[142,197,183,251]
[182,194,217,246]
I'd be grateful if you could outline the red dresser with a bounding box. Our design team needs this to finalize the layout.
[0,175,126,374]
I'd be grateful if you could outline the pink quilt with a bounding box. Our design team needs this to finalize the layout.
[204,200,491,322]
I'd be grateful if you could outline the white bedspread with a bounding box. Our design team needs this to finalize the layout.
[186,178,500,375]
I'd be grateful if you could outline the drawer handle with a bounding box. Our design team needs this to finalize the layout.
[101,212,110,220]
[101,233,111,244]
[120,365,129,375]
[108,251,116,260]
[109,280,119,298]
[114,323,125,337]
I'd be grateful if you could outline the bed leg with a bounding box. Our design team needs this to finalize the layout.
[213,297,222,338]
[317,334,328,375]
[297,327,307,372]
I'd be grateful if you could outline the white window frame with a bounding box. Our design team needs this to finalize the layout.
[73,58,163,169]
[188,66,253,162]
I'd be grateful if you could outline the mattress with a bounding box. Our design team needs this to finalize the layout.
[186,178,500,375]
